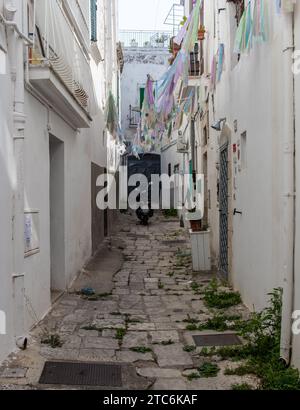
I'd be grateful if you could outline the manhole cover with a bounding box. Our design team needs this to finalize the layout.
[39,362,122,387]
[193,334,242,347]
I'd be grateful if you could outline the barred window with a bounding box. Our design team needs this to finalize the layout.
[90,0,98,42]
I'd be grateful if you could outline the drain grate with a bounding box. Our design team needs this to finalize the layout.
[193,333,242,347]
[39,362,122,387]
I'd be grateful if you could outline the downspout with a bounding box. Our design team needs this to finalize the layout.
[5,0,28,349]
[280,10,296,364]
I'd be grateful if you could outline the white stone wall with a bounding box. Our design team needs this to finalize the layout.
[292,2,300,370]
[0,0,119,363]
[0,14,15,362]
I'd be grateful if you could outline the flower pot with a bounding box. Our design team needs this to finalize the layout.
[189,229,211,271]
[198,29,205,41]
[190,219,202,232]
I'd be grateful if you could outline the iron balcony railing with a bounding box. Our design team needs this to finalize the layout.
[189,42,204,77]
[119,30,172,48]
[129,105,141,128]
[30,0,93,111]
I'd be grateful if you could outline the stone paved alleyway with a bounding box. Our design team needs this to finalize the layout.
[0,212,258,390]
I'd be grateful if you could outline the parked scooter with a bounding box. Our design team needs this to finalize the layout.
[136,182,154,225]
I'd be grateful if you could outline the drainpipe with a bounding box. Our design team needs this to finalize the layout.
[5,0,28,348]
[280,11,296,364]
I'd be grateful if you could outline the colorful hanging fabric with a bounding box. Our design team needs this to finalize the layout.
[253,0,267,42]
[281,0,296,12]
[275,0,281,14]
[217,44,224,82]
[210,54,217,91]
[174,14,192,46]
[138,0,203,154]
[234,7,246,54]
[244,1,253,52]
[105,91,122,140]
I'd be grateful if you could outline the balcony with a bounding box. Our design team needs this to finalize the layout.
[28,0,94,128]
[188,42,204,86]
[119,30,172,49]
[128,105,141,128]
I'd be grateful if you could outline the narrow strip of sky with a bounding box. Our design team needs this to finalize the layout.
[119,0,178,31]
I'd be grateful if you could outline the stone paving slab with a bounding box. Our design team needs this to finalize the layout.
[0,212,252,390]
[152,344,194,369]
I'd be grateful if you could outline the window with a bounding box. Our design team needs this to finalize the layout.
[27,0,35,36]
[139,87,145,109]
[168,163,172,177]
[90,0,98,42]
[240,131,247,170]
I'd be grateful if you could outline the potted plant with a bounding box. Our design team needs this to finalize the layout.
[198,25,206,41]
[186,208,202,232]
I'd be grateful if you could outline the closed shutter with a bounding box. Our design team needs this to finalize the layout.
[139,87,145,109]
[90,0,97,42]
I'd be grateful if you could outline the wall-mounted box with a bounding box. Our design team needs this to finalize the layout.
[24,210,40,257]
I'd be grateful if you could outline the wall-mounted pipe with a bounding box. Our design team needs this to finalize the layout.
[280,11,296,365]
[0,11,33,46]
[5,0,28,348]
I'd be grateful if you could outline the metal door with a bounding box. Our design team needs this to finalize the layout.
[219,143,229,275]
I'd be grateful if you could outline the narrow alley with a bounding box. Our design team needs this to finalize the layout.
[2,0,300,398]
[0,212,257,390]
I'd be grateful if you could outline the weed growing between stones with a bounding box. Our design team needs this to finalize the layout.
[41,333,63,349]
[130,347,152,354]
[198,362,220,378]
[183,345,196,352]
[231,383,253,390]
[200,288,300,390]
[203,279,242,309]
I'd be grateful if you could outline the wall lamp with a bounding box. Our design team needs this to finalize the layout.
[211,117,226,131]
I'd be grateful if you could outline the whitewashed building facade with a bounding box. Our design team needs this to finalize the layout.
[0,0,122,364]
[120,31,170,144]
[178,0,300,369]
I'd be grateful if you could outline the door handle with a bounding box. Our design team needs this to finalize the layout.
[234,208,242,215]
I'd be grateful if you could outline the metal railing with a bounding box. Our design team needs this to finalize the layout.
[30,0,93,111]
[128,105,141,128]
[189,43,204,77]
[119,30,172,48]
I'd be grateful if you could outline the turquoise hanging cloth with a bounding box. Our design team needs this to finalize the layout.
[217,44,225,82]
[244,1,253,52]
[253,0,267,42]
[234,8,246,54]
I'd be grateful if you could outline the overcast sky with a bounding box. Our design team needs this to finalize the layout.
[118,0,181,31]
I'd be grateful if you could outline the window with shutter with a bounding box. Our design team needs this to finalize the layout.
[90,0,98,42]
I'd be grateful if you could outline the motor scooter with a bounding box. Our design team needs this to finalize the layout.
[136,182,154,225]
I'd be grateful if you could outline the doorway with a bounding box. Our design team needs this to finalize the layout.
[49,135,65,292]
[219,142,229,276]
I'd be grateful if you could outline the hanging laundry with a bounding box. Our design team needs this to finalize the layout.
[105,91,122,141]
[217,44,225,82]
[253,0,267,42]
[234,7,247,54]
[281,0,296,12]
[138,0,203,154]
[275,0,281,14]
[244,1,253,53]
[210,54,217,91]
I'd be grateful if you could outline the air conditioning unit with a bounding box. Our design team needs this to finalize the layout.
[177,131,188,153]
